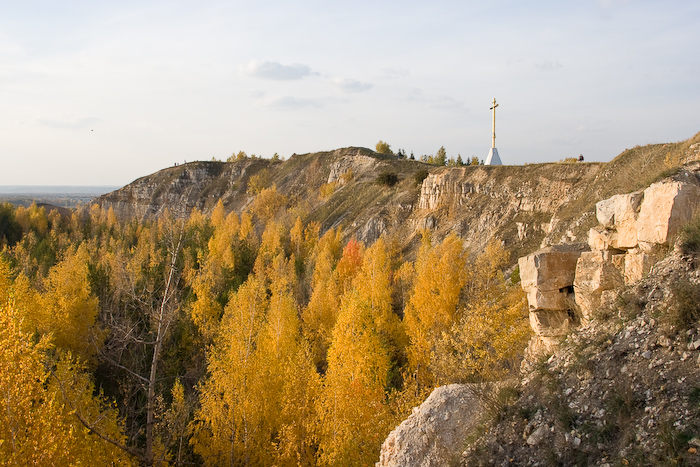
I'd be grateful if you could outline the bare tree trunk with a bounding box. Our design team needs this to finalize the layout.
[145,219,185,466]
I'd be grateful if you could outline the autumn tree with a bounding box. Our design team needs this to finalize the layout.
[375,140,393,155]
[258,254,320,466]
[317,289,393,467]
[88,208,195,465]
[403,233,469,388]
[37,243,102,363]
[227,151,248,162]
[0,259,133,465]
[247,185,288,225]
[302,228,344,371]
[192,275,271,465]
[302,236,364,372]
[352,237,406,376]
[187,201,249,341]
[431,241,530,383]
[247,169,270,194]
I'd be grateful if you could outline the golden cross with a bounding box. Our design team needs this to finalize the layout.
[490,98,499,149]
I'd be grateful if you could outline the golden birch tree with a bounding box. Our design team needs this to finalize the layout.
[403,233,469,388]
[192,275,270,465]
[318,289,392,467]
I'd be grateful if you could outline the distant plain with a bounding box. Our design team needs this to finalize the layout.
[0,186,118,208]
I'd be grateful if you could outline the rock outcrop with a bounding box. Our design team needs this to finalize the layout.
[376,384,485,467]
[518,244,587,354]
[519,173,700,357]
[374,136,700,467]
[95,148,610,258]
[462,249,700,466]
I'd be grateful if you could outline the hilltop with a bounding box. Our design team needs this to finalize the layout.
[95,133,700,262]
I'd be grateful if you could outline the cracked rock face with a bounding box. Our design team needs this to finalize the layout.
[462,250,700,466]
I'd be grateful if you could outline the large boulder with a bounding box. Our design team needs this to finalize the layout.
[574,250,625,320]
[376,384,484,467]
[624,244,665,284]
[596,192,643,249]
[636,181,700,245]
[519,244,587,311]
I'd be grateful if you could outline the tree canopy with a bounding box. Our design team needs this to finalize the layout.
[0,200,529,466]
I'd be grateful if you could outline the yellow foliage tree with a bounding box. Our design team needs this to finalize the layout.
[301,230,351,371]
[259,255,319,466]
[431,241,530,383]
[247,185,288,224]
[318,289,393,467]
[0,279,133,465]
[353,237,406,361]
[192,276,270,465]
[38,244,102,363]
[403,233,469,388]
[188,201,241,339]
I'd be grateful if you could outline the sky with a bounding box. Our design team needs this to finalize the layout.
[1,0,699,186]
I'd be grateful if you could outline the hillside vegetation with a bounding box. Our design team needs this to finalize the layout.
[0,198,529,465]
[0,131,698,465]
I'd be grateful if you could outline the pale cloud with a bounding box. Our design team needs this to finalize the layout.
[426,95,463,109]
[378,67,409,80]
[259,95,322,110]
[404,87,424,101]
[535,59,563,71]
[403,88,463,109]
[332,78,372,93]
[598,0,629,8]
[37,116,101,130]
[240,59,312,80]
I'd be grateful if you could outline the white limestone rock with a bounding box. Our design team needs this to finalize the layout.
[637,181,700,245]
[574,250,625,320]
[596,192,643,244]
[376,384,484,467]
[529,309,575,337]
[624,246,665,285]
[519,244,587,311]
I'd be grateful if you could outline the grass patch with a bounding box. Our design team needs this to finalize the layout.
[688,386,700,406]
[614,288,647,320]
[479,383,521,423]
[655,420,696,467]
[680,214,700,256]
[665,279,700,332]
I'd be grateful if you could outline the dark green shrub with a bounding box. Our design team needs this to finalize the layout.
[413,170,429,185]
[376,171,398,187]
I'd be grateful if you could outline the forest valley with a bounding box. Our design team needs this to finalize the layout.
[0,194,530,466]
